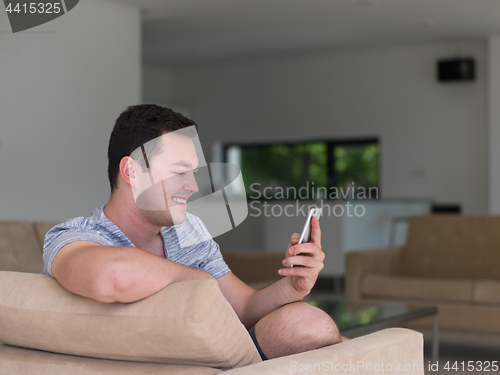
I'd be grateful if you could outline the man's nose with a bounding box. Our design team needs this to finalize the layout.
[185,172,199,193]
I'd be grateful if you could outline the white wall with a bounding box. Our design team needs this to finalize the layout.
[143,64,173,106]
[145,41,490,276]
[160,40,488,214]
[143,65,192,118]
[0,0,141,221]
[488,36,500,214]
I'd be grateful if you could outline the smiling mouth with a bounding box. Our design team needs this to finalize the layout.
[172,197,187,205]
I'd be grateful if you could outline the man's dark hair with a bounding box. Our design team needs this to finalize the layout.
[107,104,198,191]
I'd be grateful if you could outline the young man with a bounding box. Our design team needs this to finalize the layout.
[43,104,341,360]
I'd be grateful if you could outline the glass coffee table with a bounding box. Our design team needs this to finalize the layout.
[307,298,439,362]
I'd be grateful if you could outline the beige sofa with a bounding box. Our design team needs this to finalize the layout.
[345,215,500,334]
[0,220,425,374]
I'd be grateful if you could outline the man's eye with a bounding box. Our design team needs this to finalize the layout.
[175,172,185,176]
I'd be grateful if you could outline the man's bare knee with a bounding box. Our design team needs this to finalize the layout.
[255,302,341,359]
[299,303,341,347]
[313,309,341,347]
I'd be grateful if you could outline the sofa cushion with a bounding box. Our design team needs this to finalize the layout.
[224,328,424,375]
[473,280,500,304]
[401,215,500,281]
[0,221,43,273]
[361,274,473,302]
[0,272,261,369]
[33,221,60,252]
[0,344,222,375]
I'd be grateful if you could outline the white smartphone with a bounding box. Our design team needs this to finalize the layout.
[291,208,322,268]
[298,208,322,244]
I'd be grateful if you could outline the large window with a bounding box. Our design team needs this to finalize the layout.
[223,138,379,200]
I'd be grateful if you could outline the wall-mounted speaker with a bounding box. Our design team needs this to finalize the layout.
[437,58,475,82]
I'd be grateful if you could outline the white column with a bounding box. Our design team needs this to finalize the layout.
[488,36,500,213]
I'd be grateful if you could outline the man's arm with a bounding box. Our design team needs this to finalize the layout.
[51,241,217,303]
[219,217,324,328]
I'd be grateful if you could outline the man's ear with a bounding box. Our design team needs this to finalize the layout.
[119,156,136,186]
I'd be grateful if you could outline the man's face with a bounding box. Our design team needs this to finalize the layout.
[131,133,199,227]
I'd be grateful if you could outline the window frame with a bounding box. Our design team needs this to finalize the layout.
[222,136,380,200]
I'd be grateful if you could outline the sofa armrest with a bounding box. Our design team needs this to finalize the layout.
[345,247,403,301]
[0,272,260,369]
[224,328,424,375]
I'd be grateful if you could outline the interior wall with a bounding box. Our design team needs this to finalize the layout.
[488,36,500,214]
[143,65,192,118]
[143,64,173,106]
[158,40,488,214]
[0,0,141,221]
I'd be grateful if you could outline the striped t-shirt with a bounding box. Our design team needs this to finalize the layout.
[43,206,231,279]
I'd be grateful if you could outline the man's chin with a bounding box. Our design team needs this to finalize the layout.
[171,212,186,226]
[166,206,187,226]
[141,209,181,227]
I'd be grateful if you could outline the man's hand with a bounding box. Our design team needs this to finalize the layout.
[218,217,324,328]
[278,216,324,297]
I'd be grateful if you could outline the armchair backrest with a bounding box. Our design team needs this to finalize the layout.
[401,215,500,280]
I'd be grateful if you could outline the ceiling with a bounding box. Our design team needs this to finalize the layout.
[111,0,500,64]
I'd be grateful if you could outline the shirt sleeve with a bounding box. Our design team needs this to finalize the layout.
[199,239,231,279]
[181,213,231,279]
[43,226,112,278]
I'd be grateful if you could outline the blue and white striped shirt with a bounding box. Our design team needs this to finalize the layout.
[43,206,231,279]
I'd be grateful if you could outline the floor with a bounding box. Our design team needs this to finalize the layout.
[415,328,500,375]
